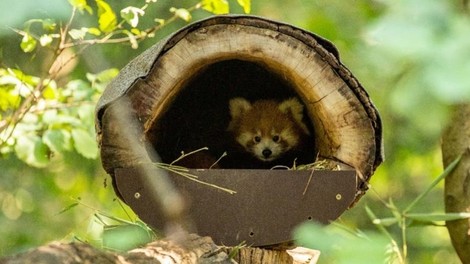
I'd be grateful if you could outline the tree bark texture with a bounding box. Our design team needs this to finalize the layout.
[442,103,470,263]
[0,235,319,264]
[0,235,234,264]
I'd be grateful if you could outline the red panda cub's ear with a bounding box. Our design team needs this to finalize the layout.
[229,97,252,119]
[279,98,311,135]
[227,97,252,132]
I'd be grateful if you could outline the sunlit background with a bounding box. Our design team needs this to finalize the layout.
[1,0,469,263]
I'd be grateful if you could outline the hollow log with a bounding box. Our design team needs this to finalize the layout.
[94,15,383,249]
[96,15,383,203]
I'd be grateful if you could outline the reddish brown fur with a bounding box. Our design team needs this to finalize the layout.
[227,98,310,166]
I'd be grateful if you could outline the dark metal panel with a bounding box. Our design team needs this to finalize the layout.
[115,167,356,246]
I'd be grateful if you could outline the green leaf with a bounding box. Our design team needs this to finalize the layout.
[71,128,98,159]
[93,68,119,83]
[294,221,389,264]
[0,74,20,111]
[77,104,95,127]
[65,79,93,100]
[20,33,37,53]
[121,6,145,28]
[43,112,82,127]
[201,0,229,15]
[43,129,73,153]
[69,27,101,39]
[41,19,57,31]
[237,0,251,13]
[68,28,87,40]
[169,7,192,22]
[68,0,93,14]
[14,135,49,167]
[87,68,119,93]
[57,202,79,214]
[130,28,140,35]
[39,34,54,47]
[42,81,58,99]
[87,27,101,36]
[96,0,117,33]
[103,224,153,251]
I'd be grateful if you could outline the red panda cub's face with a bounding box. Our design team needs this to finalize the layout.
[227,97,310,162]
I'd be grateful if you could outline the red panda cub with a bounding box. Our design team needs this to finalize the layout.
[227,97,311,167]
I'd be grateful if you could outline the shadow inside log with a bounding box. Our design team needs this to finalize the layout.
[147,59,317,169]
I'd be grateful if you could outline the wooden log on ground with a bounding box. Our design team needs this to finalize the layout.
[0,235,233,264]
[0,235,320,264]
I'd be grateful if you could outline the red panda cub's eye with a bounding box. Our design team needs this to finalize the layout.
[272,135,280,142]
[254,136,261,143]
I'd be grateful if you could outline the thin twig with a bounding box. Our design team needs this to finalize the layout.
[59,7,77,49]
[209,151,227,169]
[302,169,315,195]
[170,147,209,165]
[62,4,202,49]
[153,162,237,194]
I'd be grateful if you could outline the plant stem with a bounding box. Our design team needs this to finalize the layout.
[401,216,407,263]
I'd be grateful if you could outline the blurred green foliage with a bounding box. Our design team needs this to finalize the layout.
[0,0,469,263]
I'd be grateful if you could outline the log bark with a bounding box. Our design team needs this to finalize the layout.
[0,235,234,264]
[441,103,470,263]
[0,235,320,264]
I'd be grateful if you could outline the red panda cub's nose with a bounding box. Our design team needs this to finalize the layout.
[262,148,272,158]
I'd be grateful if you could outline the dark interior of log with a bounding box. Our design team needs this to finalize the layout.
[146,59,317,169]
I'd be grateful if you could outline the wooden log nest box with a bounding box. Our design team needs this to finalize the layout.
[95,15,383,247]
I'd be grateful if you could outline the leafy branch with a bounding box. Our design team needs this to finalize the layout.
[0,0,251,167]
[366,155,468,263]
